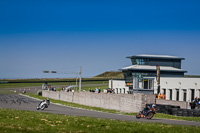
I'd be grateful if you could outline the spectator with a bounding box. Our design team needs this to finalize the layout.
[98,87,101,93]
[160,93,165,100]
[190,100,196,109]
[158,93,161,99]
[195,97,198,105]
[107,88,112,93]
[96,88,98,93]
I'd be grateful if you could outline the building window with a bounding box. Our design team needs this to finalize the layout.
[132,58,149,65]
[199,90,200,98]
[183,90,187,101]
[133,78,154,90]
[176,89,179,101]
[169,89,172,100]
[120,89,122,93]
[124,88,125,94]
[163,89,166,95]
[191,89,195,101]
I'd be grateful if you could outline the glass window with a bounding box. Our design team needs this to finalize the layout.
[149,80,154,89]
[199,90,200,98]
[132,58,149,65]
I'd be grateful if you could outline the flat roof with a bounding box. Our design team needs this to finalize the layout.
[120,65,187,72]
[127,54,185,60]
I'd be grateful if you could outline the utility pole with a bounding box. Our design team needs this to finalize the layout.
[79,66,82,92]
[76,75,78,92]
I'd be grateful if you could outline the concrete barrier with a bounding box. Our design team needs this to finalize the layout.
[42,90,156,112]
[156,99,187,109]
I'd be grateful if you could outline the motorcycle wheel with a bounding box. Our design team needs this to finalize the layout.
[146,112,154,119]
[41,105,46,110]
[136,112,141,119]
[36,107,40,110]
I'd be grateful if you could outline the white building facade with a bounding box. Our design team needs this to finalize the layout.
[109,54,200,102]
[109,77,200,102]
[109,80,129,94]
[160,77,200,102]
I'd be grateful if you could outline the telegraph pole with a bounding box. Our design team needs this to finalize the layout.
[79,66,82,92]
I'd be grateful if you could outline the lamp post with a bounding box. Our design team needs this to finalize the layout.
[156,65,160,94]
[43,66,82,92]
[79,66,82,92]
[155,65,160,104]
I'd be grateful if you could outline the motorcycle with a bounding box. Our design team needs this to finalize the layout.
[37,98,50,110]
[136,104,156,119]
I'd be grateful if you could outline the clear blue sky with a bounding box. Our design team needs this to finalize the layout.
[0,0,200,79]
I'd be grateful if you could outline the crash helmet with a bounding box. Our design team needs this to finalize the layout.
[46,98,50,101]
[152,104,156,108]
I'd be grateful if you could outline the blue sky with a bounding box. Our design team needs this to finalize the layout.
[0,0,200,79]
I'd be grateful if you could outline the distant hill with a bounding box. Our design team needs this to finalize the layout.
[94,71,200,79]
[184,75,200,78]
[94,71,124,79]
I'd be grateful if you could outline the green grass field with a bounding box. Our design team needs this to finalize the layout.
[0,108,200,133]
[0,80,108,90]
[1,79,200,132]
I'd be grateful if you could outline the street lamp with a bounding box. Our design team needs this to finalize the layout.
[43,66,82,92]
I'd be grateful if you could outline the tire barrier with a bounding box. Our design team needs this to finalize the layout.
[146,104,200,117]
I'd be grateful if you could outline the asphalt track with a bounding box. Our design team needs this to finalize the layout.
[0,94,200,127]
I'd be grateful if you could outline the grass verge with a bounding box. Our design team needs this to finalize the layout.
[24,93,200,122]
[0,81,108,89]
[0,108,200,133]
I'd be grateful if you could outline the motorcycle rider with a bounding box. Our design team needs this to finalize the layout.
[143,104,156,117]
[39,98,50,107]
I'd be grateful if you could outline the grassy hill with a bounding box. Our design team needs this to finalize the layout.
[184,75,200,78]
[94,71,200,79]
[94,71,124,79]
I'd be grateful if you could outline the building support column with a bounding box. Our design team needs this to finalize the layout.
[186,88,191,102]
[195,88,199,98]
[166,89,170,100]
[198,89,200,98]
[172,88,176,101]
[179,89,183,101]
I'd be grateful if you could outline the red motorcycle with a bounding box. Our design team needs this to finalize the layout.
[136,104,156,119]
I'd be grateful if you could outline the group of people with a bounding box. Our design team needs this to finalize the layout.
[62,87,72,92]
[158,93,165,100]
[106,88,114,93]
[190,97,200,109]
[89,87,101,93]
[48,87,56,91]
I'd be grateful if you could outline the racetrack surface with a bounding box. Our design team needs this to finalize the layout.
[0,94,200,127]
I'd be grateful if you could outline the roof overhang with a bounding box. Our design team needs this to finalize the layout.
[126,54,185,60]
[120,65,187,73]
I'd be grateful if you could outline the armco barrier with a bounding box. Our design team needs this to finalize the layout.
[156,99,187,109]
[42,90,155,113]
[153,104,200,117]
